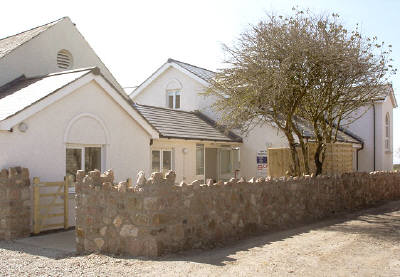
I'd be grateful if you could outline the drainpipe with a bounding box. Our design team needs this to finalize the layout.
[373,104,376,171]
[356,143,364,171]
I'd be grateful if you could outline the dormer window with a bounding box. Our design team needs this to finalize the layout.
[168,91,180,109]
[166,79,182,109]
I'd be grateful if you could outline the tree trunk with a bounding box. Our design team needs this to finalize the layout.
[314,142,326,175]
[299,140,310,175]
[285,132,301,176]
[293,129,310,175]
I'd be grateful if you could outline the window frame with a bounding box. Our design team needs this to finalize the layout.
[385,113,390,151]
[66,144,104,193]
[151,148,174,173]
[66,144,104,173]
[167,90,181,109]
[196,144,205,176]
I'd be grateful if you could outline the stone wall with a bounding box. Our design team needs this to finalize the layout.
[75,170,400,257]
[0,167,31,240]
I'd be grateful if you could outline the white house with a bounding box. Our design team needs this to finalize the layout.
[0,19,251,230]
[0,17,159,183]
[0,18,243,186]
[0,17,395,185]
[130,58,396,177]
[346,85,397,171]
[0,17,396,232]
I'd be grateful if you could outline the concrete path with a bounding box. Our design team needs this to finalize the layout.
[15,230,75,253]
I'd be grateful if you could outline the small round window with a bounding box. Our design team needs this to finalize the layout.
[57,49,73,69]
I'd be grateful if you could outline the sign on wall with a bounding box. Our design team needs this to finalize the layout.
[256,150,268,177]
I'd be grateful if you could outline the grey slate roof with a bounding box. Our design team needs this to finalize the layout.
[293,117,363,145]
[0,68,93,121]
[0,18,63,59]
[168,58,215,82]
[133,104,242,142]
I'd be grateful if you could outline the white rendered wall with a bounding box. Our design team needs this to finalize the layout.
[133,66,290,178]
[0,80,151,182]
[346,105,375,172]
[239,124,289,178]
[151,139,198,183]
[133,66,217,117]
[346,96,394,172]
[133,62,396,175]
[0,18,122,91]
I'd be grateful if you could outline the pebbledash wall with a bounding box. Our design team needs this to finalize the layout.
[76,169,400,257]
[0,167,31,240]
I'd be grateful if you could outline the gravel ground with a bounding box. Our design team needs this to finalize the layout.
[1,200,400,277]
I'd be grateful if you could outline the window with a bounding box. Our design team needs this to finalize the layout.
[84,147,101,172]
[66,146,102,180]
[385,113,390,150]
[151,150,161,172]
[168,91,180,109]
[196,144,204,175]
[233,147,240,171]
[219,149,232,175]
[66,148,82,179]
[152,149,173,174]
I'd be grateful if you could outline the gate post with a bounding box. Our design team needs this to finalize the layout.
[33,177,40,234]
[64,176,70,230]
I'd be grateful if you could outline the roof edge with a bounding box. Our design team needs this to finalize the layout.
[130,59,212,99]
[0,17,67,60]
[0,17,66,43]
[195,111,243,143]
[167,58,216,74]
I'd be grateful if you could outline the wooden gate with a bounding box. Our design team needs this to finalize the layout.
[32,176,71,234]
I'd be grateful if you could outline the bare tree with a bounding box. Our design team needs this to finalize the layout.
[207,8,394,176]
[295,12,395,175]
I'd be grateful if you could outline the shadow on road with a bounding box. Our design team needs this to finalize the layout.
[324,201,400,243]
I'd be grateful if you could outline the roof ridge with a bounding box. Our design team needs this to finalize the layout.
[167,58,215,74]
[0,17,66,42]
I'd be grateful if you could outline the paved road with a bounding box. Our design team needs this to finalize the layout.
[1,201,399,276]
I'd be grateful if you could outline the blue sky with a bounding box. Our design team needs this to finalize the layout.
[1,0,399,161]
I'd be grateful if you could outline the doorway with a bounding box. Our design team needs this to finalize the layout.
[204,147,240,182]
[205,148,218,182]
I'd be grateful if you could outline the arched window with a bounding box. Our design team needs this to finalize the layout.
[385,113,390,150]
[166,79,182,109]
